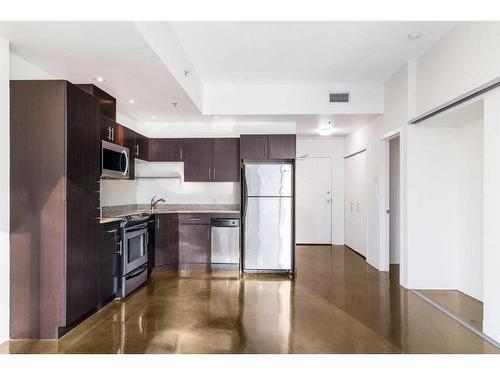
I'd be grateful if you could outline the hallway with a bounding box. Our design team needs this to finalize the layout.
[1,246,497,354]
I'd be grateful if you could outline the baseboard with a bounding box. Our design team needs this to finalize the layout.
[344,245,366,259]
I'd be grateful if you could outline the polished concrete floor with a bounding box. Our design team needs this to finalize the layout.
[417,289,483,331]
[1,246,498,354]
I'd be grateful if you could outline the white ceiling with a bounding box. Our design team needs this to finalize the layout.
[170,21,456,84]
[0,21,454,136]
[0,21,200,123]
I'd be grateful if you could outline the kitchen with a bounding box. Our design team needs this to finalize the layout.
[9,80,297,339]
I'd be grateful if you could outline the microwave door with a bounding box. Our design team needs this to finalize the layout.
[102,140,130,179]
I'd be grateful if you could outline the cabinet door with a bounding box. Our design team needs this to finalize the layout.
[212,138,240,182]
[240,135,268,160]
[154,215,168,266]
[136,133,149,161]
[147,219,155,275]
[100,116,116,143]
[268,134,296,159]
[67,83,100,201]
[179,224,211,264]
[97,223,120,304]
[66,199,98,326]
[148,139,184,161]
[154,214,178,267]
[183,138,213,182]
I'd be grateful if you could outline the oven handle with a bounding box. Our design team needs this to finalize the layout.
[126,264,148,280]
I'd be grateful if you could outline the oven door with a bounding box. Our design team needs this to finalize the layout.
[102,140,129,179]
[123,224,148,275]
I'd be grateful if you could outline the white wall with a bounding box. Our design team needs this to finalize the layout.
[0,37,10,343]
[457,120,483,301]
[416,22,500,116]
[9,53,55,80]
[139,121,296,138]
[296,137,344,245]
[203,82,384,115]
[135,162,239,205]
[343,66,408,271]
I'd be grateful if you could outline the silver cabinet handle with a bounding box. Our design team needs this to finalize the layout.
[107,126,112,141]
[180,148,183,160]
[188,218,201,221]
[157,218,160,230]
[107,229,118,234]
[213,169,216,180]
[136,144,140,157]
[118,240,123,256]
[208,168,211,179]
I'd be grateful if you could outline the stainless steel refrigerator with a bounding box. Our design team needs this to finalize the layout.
[241,162,294,273]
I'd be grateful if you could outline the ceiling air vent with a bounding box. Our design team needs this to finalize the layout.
[329,92,350,103]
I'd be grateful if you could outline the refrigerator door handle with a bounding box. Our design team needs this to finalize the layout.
[241,168,248,225]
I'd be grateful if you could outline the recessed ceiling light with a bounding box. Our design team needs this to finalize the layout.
[316,122,335,136]
[212,115,218,119]
[408,32,422,40]
[128,99,135,104]
[172,102,178,107]
[151,115,157,119]
[95,76,105,82]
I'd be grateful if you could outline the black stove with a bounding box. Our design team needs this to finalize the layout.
[120,212,152,228]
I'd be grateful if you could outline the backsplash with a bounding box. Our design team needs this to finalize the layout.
[100,160,240,207]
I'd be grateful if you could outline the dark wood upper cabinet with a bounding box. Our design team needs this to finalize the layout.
[267,134,296,159]
[134,132,149,161]
[240,135,268,160]
[212,138,240,182]
[148,138,184,162]
[76,84,116,120]
[241,134,296,160]
[183,138,213,182]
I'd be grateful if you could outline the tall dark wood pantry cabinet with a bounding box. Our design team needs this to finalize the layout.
[10,80,101,339]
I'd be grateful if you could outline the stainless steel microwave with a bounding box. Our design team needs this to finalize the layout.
[101,140,130,179]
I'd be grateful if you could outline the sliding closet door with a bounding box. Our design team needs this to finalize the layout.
[344,150,367,257]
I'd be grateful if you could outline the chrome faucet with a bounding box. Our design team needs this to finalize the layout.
[150,195,166,212]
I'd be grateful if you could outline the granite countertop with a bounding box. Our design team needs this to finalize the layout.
[100,204,240,224]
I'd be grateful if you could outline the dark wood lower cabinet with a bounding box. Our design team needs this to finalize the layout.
[97,222,121,305]
[154,214,179,268]
[179,224,211,264]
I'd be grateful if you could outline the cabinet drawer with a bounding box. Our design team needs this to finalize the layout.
[178,213,212,225]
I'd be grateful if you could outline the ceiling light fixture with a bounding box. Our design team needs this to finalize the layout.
[212,115,218,119]
[128,99,135,104]
[151,115,157,119]
[95,76,105,82]
[316,122,335,136]
[408,32,422,40]
[172,102,178,108]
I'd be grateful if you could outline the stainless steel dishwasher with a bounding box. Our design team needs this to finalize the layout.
[211,218,240,270]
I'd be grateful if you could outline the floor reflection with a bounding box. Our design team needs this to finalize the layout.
[1,246,497,354]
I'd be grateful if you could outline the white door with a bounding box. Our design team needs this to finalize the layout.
[296,157,332,244]
[344,151,367,257]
